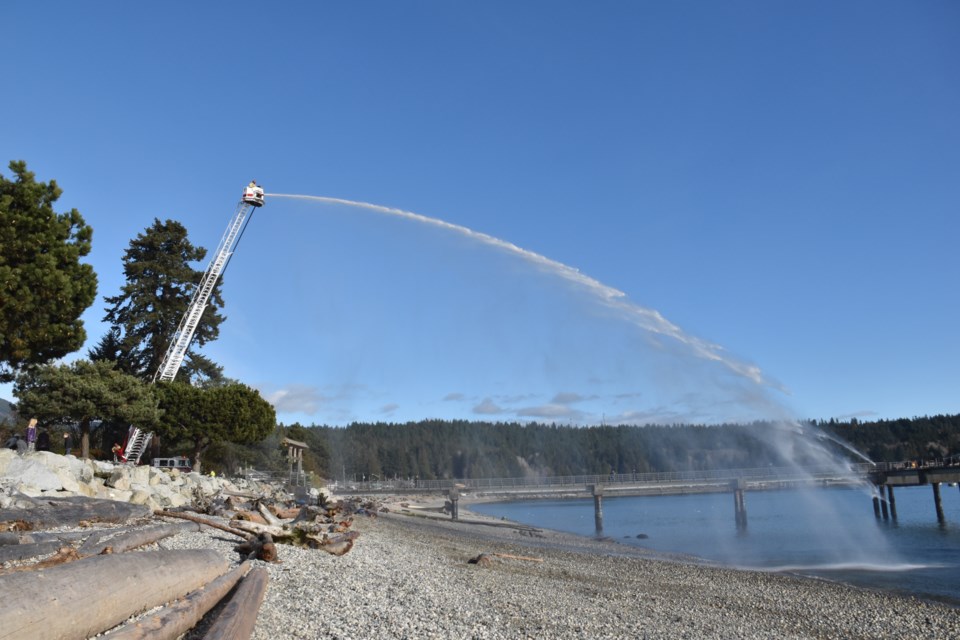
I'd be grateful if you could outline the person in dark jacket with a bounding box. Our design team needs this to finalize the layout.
[36,429,51,452]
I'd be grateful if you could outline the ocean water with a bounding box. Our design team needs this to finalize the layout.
[470,485,960,604]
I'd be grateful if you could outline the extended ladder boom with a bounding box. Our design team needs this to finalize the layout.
[153,186,263,384]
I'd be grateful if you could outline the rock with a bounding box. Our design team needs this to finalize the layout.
[106,468,132,491]
[0,449,16,476]
[54,468,80,493]
[3,457,62,492]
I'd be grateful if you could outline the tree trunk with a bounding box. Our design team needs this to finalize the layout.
[192,440,207,474]
[80,417,91,460]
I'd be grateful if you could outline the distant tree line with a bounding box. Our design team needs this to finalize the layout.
[821,415,960,464]
[269,415,960,482]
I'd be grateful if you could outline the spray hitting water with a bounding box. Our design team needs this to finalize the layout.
[269,193,862,465]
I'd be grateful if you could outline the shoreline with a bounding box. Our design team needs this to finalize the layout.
[453,490,960,609]
[159,493,951,639]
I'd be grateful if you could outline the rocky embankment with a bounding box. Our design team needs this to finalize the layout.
[0,448,277,510]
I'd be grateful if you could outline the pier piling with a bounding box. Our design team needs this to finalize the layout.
[886,485,898,521]
[932,483,945,523]
[872,495,881,519]
[731,479,747,530]
[448,487,460,521]
[880,495,889,520]
[591,485,604,534]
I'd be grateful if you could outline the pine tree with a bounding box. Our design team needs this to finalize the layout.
[0,161,98,381]
[102,219,224,383]
[14,360,159,460]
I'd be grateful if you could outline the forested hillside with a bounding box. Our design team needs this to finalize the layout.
[275,415,960,482]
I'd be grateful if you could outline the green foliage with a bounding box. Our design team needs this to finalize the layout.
[823,415,960,463]
[268,415,960,481]
[155,382,276,472]
[13,359,159,459]
[0,161,97,382]
[100,219,224,383]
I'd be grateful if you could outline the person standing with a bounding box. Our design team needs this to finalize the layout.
[26,418,37,453]
[36,429,50,452]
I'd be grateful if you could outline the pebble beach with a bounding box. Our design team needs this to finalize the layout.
[161,499,960,640]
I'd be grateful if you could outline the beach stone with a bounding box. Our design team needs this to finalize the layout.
[106,468,132,490]
[54,468,81,493]
[99,487,133,502]
[3,457,62,492]
[0,449,17,475]
[130,489,153,505]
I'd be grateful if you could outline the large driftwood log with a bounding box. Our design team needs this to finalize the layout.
[257,502,283,526]
[0,539,61,563]
[0,497,151,530]
[81,522,201,556]
[229,519,286,538]
[3,546,81,573]
[103,561,253,640]
[155,510,253,539]
[234,532,279,563]
[202,567,270,640]
[0,549,229,640]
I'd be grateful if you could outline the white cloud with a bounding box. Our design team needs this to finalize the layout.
[258,384,325,414]
[517,403,579,418]
[379,403,399,415]
[443,392,465,402]
[473,398,504,415]
[550,392,591,405]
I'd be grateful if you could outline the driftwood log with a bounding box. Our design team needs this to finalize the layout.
[0,497,151,530]
[203,566,270,640]
[155,510,254,540]
[80,522,201,556]
[0,539,61,563]
[103,561,253,640]
[0,549,229,640]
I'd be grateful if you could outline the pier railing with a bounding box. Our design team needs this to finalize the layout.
[334,462,885,493]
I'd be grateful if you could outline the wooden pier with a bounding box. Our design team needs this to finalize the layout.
[338,459,959,531]
[868,461,960,524]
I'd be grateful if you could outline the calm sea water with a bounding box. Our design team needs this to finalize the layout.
[470,485,960,604]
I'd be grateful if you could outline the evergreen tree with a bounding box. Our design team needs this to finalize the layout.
[155,382,275,472]
[13,360,159,459]
[0,161,98,382]
[102,219,224,383]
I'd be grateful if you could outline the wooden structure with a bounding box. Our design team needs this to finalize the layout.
[281,437,309,486]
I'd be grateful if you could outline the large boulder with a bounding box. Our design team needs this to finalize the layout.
[2,457,62,492]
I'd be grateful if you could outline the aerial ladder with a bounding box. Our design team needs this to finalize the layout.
[120,182,265,464]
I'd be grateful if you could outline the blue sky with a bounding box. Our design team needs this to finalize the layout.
[3,2,958,427]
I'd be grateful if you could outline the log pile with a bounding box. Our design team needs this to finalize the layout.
[156,488,372,559]
[0,489,374,639]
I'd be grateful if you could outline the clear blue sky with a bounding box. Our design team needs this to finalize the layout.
[3,2,958,427]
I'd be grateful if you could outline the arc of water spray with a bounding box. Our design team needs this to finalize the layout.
[268,193,779,390]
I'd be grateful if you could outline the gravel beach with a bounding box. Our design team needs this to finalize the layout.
[159,500,960,640]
